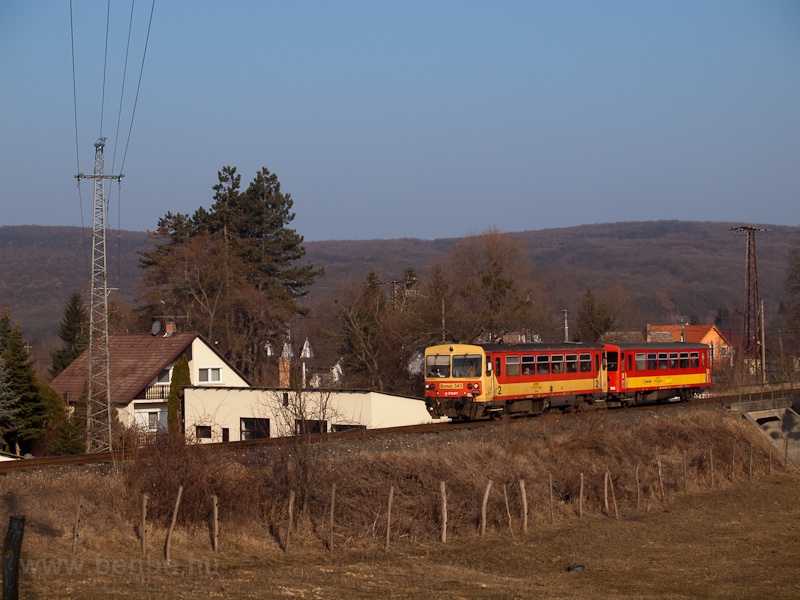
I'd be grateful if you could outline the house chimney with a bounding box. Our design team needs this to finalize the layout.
[164,320,177,336]
[279,343,293,388]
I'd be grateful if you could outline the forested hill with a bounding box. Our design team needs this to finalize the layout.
[1,221,798,347]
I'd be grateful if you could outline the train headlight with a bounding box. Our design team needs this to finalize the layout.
[467,383,473,390]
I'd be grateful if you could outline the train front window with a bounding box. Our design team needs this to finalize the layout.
[606,351,618,372]
[452,354,482,378]
[426,355,451,378]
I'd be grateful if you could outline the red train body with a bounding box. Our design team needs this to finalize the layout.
[424,341,711,421]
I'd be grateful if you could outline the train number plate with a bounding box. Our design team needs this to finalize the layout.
[438,383,463,390]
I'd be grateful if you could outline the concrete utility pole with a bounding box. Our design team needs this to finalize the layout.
[76,138,123,453]
[730,226,768,382]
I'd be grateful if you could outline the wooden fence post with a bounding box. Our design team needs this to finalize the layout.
[519,479,528,534]
[72,495,82,554]
[440,481,447,544]
[2,516,25,600]
[606,468,619,519]
[683,449,688,493]
[710,448,715,488]
[385,486,394,551]
[749,443,754,481]
[480,480,492,536]
[212,494,219,553]
[329,483,336,553]
[603,470,609,514]
[784,436,789,473]
[548,473,554,524]
[657,459,665,502]
[141,494,148,557]
[579,473,584,518]
[635,464,641,510]
[502,484,514,536]
[731,440,736,483]
[164,486,183,564]
[285,490,295,554]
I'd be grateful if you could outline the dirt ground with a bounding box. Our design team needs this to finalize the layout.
[12,473,800,599]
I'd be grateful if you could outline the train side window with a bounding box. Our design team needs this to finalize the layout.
[506,356,520,376]
[635,353,646,371]
[658,353,668,370]
[536,355,550,374]
[647,353,657,370]
[689,352,699,368]
[551,355,564,374]
[596,354,600,371]
[606,352,618,372]
[579,353,592,372]
[495,357,502,376]
[627,354,632,371]
[669,352,678,369]
[522,355,535,375]
[565,354,578,373]
[679,352,689,368]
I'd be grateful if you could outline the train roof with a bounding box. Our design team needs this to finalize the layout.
[471,342,605,352]
[605,342,709,351]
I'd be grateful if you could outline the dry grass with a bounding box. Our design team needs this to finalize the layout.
[2,406,799,598]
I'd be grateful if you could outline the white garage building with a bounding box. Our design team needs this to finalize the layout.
[183,386,439,442]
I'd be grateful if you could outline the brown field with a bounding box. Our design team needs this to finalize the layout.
[3,405,800,599]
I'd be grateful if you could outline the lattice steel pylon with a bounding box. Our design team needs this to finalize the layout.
[76,138,123,452]
[730,226,768,379]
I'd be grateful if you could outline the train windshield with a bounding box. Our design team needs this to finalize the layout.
[452,355,482,378]
[425,355,451,378]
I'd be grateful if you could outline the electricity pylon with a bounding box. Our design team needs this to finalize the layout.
[76,138,123,452]
[730,225,768,382]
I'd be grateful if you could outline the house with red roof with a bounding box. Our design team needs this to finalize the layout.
[51,330,251,433]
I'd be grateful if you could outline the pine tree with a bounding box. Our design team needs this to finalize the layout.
[0,306,10,348]
[50,292,89,377]
[0,358,19,451]
[168,354,190,438]
[2,324,48,452]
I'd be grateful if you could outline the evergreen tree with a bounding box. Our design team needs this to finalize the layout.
[168,354,190,438]
[50,291,89,377]
[575,288,614,342]
[2,324,48,452]
[0,306,10,348]
[0,358,19,451]
[139,166,322,385]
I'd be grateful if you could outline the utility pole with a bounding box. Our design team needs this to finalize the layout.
[76,138,123,453]
[730,226,768,382]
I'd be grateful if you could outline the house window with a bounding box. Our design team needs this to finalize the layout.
[196,425,212,440]
[148,412,159,430]
[295,419,327,435]
[240,418,270,440]
[199,367,222,383]
[721,346,728,357]
[332,424,367,432]
[156,368,171,384]
[221,428,229,443]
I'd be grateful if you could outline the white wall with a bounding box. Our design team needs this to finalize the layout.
[183,387,439,443]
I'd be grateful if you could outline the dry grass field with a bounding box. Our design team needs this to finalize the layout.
[3,405,800,599]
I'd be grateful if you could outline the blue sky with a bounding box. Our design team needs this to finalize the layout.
[1,1,798,241]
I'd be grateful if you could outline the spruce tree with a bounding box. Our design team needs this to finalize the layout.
[50,292,89,377]
[2,324,48,452]
[168,354,191,438]
[0,358,19,451]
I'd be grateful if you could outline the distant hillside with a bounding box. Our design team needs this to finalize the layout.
[1,221,798,357]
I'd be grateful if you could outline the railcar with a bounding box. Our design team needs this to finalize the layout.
[604,342,711,405]
[424,342,606,420]
[424,341,712,420]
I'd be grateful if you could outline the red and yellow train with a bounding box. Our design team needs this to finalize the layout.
[424,341,711,420]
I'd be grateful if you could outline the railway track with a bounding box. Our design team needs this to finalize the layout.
[0,391,783,474]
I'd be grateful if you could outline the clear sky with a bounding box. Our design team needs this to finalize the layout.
[1,1,798,241]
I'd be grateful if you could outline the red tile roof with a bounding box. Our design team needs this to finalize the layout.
[650,325,729,345]
[51,333,199,406]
